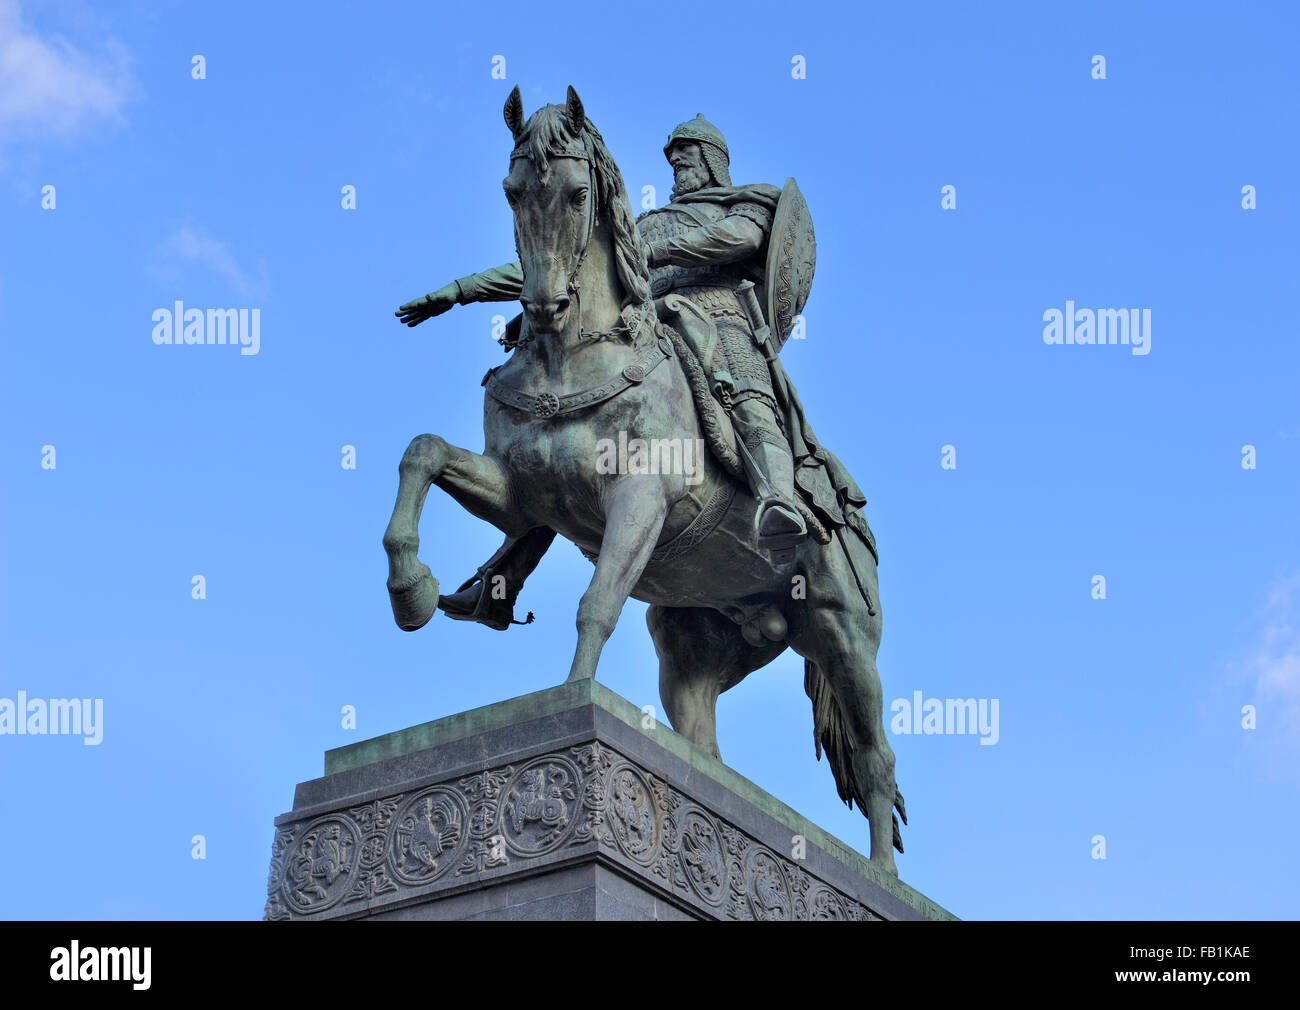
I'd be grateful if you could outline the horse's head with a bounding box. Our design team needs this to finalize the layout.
[502,85,651,339]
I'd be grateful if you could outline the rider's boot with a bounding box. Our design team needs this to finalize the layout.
[753,437,807,542]
[437,526,556,630]
[731,394,807,544]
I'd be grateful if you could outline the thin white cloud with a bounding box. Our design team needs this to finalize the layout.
[157,226,270,301]
[0,0,132,142]
[167,230,269,302]
[1246,573,1300,774]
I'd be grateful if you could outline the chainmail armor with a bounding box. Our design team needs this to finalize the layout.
[637,202,777,410]
[729,201,774,231]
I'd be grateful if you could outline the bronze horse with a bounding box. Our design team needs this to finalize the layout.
[382,87,906,871]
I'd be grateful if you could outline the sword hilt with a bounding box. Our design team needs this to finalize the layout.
[738,282,764,337]
[736,280,775,356]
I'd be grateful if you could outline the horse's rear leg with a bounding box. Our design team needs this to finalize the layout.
[647,605,786,760]
[382,433,521,631]
[786,549,900,872]
[566,483,667,683]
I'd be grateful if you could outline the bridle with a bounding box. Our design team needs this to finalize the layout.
[508,137,645,349]
[486,135,666,420]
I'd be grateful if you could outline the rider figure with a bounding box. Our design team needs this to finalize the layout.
[396,114,805,630]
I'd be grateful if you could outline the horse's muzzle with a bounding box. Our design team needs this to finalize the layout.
[521,294,571,333]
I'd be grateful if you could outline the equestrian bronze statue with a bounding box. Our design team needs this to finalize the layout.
[383,87,907,871]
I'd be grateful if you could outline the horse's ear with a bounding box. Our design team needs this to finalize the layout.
[565,85,585,133]
[504,85,524,139]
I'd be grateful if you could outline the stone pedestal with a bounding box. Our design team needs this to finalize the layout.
[264,679,954,921]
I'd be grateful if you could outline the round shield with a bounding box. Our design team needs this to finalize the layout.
[765,177,816,350]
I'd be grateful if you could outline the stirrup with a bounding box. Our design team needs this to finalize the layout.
[436,575,534,632]
[755,498,805,566]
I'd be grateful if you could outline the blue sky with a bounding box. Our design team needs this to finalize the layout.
[1,0,1297,920]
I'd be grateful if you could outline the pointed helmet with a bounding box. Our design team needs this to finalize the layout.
[664,113,731,187]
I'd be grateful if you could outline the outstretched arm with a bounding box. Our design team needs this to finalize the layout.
[396,262,525,327]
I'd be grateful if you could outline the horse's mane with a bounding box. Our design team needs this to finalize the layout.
[511,105,652,309]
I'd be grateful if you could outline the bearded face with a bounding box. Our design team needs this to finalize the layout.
[668,141,712,198]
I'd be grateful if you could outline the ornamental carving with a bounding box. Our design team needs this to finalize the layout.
[266,740,883,922]
[283,816,361,914]
[500,756,581,855]
[389,786,468,885]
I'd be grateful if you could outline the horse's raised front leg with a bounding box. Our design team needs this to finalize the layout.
[566,482,668,683]
[382,433,522,631]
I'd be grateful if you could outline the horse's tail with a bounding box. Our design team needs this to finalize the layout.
[803,660,907,853]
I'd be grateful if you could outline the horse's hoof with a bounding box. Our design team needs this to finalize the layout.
[387,565,439,631]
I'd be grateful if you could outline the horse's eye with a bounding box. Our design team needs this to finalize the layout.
[571,189,588,208]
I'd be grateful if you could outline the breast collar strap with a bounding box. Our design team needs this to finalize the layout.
[482,327,673,421]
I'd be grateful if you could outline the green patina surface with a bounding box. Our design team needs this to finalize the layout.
[325,680,956,920]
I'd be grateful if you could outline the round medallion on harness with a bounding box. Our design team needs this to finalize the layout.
[533,392,560,418]
[622,364,646,383]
